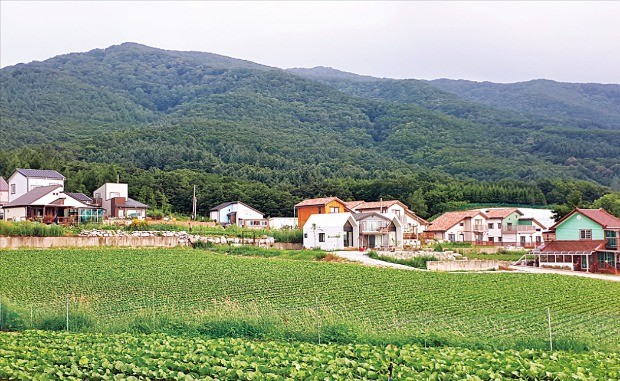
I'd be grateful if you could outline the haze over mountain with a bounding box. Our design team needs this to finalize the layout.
[1,43,618,217]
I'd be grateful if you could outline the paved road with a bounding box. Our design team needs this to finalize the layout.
[333,251,423,271]
[334,251,620,282]
[509,265,620,282]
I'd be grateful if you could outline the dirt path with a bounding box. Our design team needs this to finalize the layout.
[333,251,424,271]
[509,265,620,282]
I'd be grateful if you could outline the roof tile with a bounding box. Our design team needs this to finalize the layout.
[15,169,65,180]
[426,210,488,232]
[538,240,606,253]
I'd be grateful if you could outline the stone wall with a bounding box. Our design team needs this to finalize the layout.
[0,236,179,249]
[427,260,500,272]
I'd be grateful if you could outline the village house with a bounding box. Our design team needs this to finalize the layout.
[532,208,620,274]
[303,213,359,251]
[209,201,266,228]
[93,183,148,220]
[425,210,489,243]
[0,177,8,219]
[2,185,104,223]
[7,169,65,203]
[350,199,428,238]
[354,212,404,249]
[480,208,545,248]
[295,197,350,228]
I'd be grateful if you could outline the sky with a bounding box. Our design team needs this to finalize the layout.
[1,1,619,84]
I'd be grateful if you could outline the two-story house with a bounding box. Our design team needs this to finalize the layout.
[353,212,404,249]
[7,169,65,203]
[351,200,428,238]
[295,197,349,228]
[209,201,266,228]
[533,208,620,274]
[93,183,148,220]
[481,208,545,248]
[425,210,489,243]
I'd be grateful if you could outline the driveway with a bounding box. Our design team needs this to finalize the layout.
[333,251,423,271]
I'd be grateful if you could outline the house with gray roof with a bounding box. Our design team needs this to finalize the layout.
[7,168,65,203]
[209,201,265,227]
[0,176,8,205]
[2,185,104,223]
[93,183,148,220]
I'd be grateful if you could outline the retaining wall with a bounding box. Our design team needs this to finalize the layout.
[0,236,179,249]
[427,260,500,272]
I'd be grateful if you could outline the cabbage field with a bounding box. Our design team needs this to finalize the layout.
[2,330,619,380]
[1,247,619,353]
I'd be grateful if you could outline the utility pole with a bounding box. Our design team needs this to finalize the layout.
[192,185,197,220]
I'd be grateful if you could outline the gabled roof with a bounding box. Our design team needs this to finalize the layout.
[343,200,365,210]
[14,168,65,180]
[305,212,357,228]
[3,185,63,207]
[295,197,346,208]
[353,211,403,227]
[551,208,620,230]
[118,197,149,209]
[355,200,403,210]
[66,192,93,203]
[0,176,8,192]
[209,201,262,215]
[481,208,522,219]
[538,240,606,254]
[404,209,429,225]
[426,210,489,232]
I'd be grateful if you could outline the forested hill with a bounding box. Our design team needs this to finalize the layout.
[0,43,618,217]
[428,79,620,130]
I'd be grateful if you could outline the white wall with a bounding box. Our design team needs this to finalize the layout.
[0,190,8,204]
[211,203,264,226]
[303,215,359,251]
[4,207,26,221]
[236,204,264,225]
[8,173,65,203]
[269,217,298,229]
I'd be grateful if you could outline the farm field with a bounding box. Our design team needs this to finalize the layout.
[2,330,619,380]
[1,247,619,352]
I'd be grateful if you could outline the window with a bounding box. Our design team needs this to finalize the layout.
[605,230,617,249]
[488,237,494,242]
[304,233,308,238]
[94,193,101,199]
[394,210,401,216]
[10,184,15,194]
[459,222,464,227]
[488,223,494,229]
[448,234,455,242]
[580,229,592,240]
[109,192,120,198]
[318,233,325,242]
[329,207,340,213]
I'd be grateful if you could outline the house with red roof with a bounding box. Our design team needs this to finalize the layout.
[425,210,489,244]
[295,197,350,228]
[353,199,428,238]
[532,208,620,274]
[479,208,545,248]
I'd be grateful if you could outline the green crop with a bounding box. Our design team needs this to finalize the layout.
[1,331,619,380]
[1,248,619,352]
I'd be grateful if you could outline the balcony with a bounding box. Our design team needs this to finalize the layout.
[502,225,536,233]
[360,221,391,233]
[472,224,488,232]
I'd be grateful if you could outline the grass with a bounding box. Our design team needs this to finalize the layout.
[193,241,326,261]
[1,247,619,352]
[0,221,67,237]
[367,250,438,269]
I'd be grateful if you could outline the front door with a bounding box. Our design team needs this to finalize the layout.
[368,235,375,248]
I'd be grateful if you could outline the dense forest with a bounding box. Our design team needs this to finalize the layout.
[1,43,618,218]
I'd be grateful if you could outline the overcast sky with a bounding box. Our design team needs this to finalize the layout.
[1,1,619,83]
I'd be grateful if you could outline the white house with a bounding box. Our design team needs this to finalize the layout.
[209,201,266,227]
[0,177,8,205]
[268,217,298,230]
[348,199,428,237]
[3,185,103,223]
[353,212,404,249]
[93,183,148,219]
[303,213,359,251]
[426,210,489,243]
[7,169,65,203]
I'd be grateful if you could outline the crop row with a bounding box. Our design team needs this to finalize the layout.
[1,248,619,350]
[2,331,619,380]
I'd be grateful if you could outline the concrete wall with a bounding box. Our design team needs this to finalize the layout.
[0,236,179,249]
[427,260,500,271]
